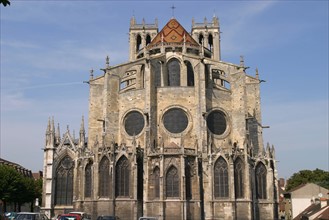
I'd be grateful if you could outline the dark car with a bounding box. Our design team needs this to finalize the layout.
[96,216,117,220]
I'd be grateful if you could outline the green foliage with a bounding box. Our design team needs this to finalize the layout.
[286,168,329,191]
[0,0,10,7]
[0,164,42,211]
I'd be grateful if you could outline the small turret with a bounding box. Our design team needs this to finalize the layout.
[55,123,61,145]
[79,115,86,148]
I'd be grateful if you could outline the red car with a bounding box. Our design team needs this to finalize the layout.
[57,214,81,220]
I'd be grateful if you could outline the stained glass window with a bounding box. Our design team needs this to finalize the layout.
[234,158,244,198]
[166,166,179,197]
[55,156,74,205]
[85,163,92,198]
[214,157,229,198]
[167,58,180,86]
[116,156,130,197]
[256,162,267,199]
[99,157,109,197]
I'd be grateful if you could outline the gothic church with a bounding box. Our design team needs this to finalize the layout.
[42,16,279,220]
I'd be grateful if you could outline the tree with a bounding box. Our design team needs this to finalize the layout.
[286,168,329,191]
[0,165,42,212]
[0,0,10,7]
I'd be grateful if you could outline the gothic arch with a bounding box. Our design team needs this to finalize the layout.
[151,166,160,199]
[146,34,151,46]
[84,162,92,198]
[116,156,130,197]
[136,34,142,52]
[198,33,204,45]
[167,58,181,86]
[166,165,179,198]
[54,155,74,205]
[256,162,267,199]
[99,156,110,197]
[234,157,244,198]
[208,33,213,51]
[185,61,194,86]
[214,156,229,198]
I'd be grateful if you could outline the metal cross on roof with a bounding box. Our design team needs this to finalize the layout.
[171,4,176,18]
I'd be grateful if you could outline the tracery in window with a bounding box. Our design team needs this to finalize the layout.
[85,163,92,198]
[214,157,229,198]
[166,166,179,197]
[55,156,74,205]
[234,157,244,198]
[99,157,109,197]
[116,156,130,197]
[256,162,267,199]
[167,58,180,86]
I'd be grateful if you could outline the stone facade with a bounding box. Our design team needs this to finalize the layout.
[42,16,279,220]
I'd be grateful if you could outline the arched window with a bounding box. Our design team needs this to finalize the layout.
[198,33,204,45]
[85,163,92,198]
[146,34,151,46]
[214,157,229,198]
[256,162,267,199]
[99,157,109,197]
[185,161,192,200]
[208,33,213,51]
[186,61,194,86]
[152,166,160,198]
[55,156,74,205]
[116,156,130,197]
[234,157,244,198]
[153,60,162,87]
[167,58,180,86]
[136,34,142,52]
[166,166,179,197]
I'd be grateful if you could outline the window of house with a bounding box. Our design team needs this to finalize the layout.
[55,156,74,205]
[214,157,229,198]
[99,157,109,197]
[116,156,130,197]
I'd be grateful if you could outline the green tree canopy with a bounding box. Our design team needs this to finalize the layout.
[286,168,329,191]
[0,164,42,212]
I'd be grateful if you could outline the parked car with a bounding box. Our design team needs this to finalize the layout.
[57,214,81,220]
[67,212,90,220]
[15,212,48,220]
[4,212,17,220]
[96,216,117,220]
[138,217,158,220]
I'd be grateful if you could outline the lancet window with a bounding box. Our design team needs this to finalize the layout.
[256,162,267,199]
[167,58,180,86]
[116,156,130,197]
[166,166,179,197]
[99,157,109,197]
[55,156,74,205]
[214,157,229,198]
[85,163,92,198]
[234,157,244,198]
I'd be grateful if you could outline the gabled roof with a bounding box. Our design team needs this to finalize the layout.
[147,18,199,48]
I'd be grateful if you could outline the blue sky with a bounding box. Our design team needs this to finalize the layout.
[1,1,328,179]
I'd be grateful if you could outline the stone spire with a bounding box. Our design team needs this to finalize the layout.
[55,123,61,145]
[79,115,86,148]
